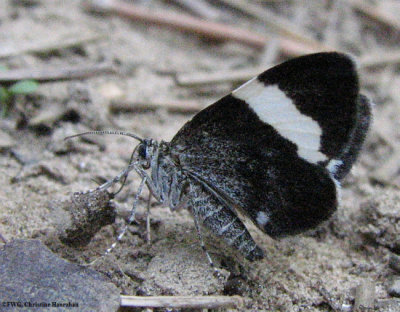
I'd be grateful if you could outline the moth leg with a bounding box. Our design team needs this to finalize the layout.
[146,192,152,245]
[190,184,264,261]
[191,209,217,271]
[133,164,163,203]
[83,176,147,266]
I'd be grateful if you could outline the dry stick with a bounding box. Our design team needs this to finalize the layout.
[259,38,280,66]
[169,0,222,20]
[175,66,268,87]
[0,34,103,58]
[83,0,323,55]
[350,0,400,31]
[360,49,400,68]
[28,105,67,127]
[84,0,264,47]
[215,0,327,50]
[0,63,114,85]
[0,233,7,244]
[109,99,205,114]
[323,0,341,48]
[120,295,244,309]
[361,71,388,88]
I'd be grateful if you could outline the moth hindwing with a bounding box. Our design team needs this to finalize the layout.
[167,52,371,259]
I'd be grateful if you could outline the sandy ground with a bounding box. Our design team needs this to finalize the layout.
[1,0,400,311]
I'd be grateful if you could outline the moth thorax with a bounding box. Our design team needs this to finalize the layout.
[151,148,188,211]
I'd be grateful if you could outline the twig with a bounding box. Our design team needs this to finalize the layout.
[350,0,400,31]
[215,0,327,50]
[28,105,67,127]
[83,0,325,55]
[109,99,205,114]
[0,233,7,244]
[175,66,268,87]
[83,0,265,48]
[11,0,40,7]
[323,0,341,47]
[360,49,400,68]
[259,38,280,66]
[0,63,114,85]
[361,71,386,88]
[120,295,244,309]
[168,0,222,20]
[0,33,104,58]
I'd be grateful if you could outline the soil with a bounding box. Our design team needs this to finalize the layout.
[1,0,400,311]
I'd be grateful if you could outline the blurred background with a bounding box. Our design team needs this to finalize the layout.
[1,0,400,311]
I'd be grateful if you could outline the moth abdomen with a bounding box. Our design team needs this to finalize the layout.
[190,183,264,261]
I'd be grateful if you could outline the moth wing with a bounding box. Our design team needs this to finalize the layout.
[170,52,371,237]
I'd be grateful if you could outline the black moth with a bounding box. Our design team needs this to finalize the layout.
[69,52,371,262]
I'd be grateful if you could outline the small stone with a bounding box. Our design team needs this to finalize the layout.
[139,247,228,296]
[0,239,120,311]
[99,82,124,100]
[357,189,400,253]
[390,254,400,273]
[376,298,400,311]
[50,189,116,247]
[28,104,66,127]
[0,129,15,150]
[388,278,400,297]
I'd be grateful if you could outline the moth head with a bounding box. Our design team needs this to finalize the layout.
[136,139,157,169]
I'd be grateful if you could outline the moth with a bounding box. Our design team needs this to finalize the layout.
[69,52,371,262]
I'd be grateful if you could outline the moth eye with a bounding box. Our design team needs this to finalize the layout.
[138,144,147,159]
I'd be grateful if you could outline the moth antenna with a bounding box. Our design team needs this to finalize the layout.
[84,176,147,266]
[64,130,143,142]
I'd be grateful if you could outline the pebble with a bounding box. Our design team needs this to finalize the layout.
[388,278,400,297]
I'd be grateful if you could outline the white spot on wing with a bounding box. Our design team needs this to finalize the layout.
[326,159,342,200]
[233,79,327,163]
[327,159,343,175]
[256,211,270,226]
